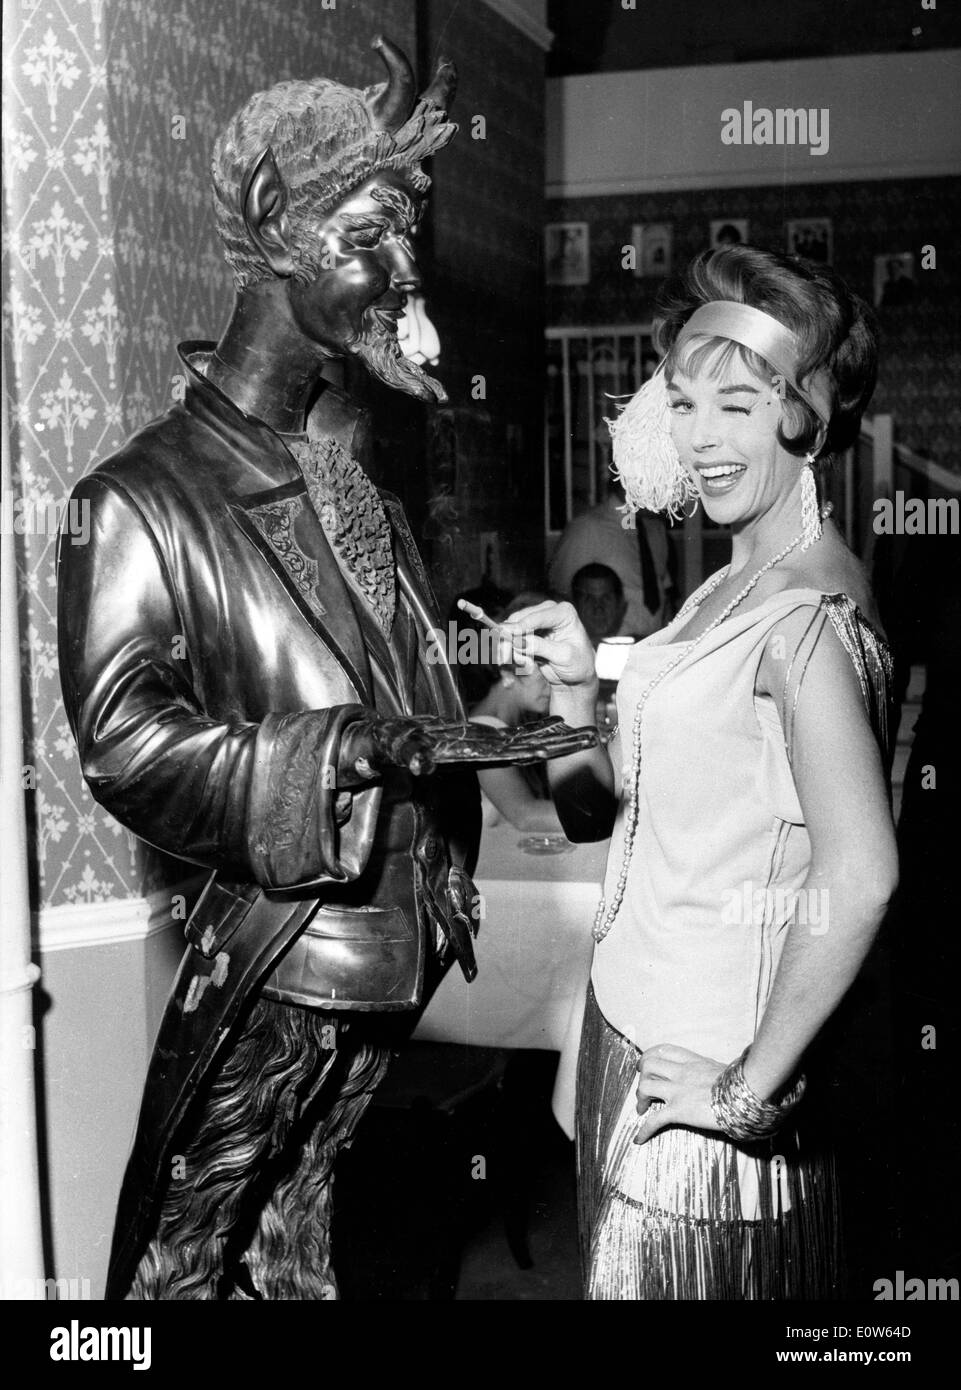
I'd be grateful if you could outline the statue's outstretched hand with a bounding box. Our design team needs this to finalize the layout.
[338,713,598,786]
[426,715,598,765]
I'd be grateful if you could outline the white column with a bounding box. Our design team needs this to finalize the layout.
[0,368,45,1299]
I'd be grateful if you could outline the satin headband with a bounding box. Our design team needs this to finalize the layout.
[673,301,833,425]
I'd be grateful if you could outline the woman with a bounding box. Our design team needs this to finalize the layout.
[504,246,897,1300]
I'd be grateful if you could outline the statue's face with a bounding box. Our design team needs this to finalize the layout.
[289,169,442,401]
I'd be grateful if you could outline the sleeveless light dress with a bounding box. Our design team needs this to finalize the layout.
[577,580,893,1300]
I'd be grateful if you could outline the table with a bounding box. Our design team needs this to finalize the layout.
[414,822,611,1137]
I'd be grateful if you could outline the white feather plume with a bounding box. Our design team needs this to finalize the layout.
[606,366,697,520]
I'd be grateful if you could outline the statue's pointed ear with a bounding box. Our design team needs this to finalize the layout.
[241,147,294,277]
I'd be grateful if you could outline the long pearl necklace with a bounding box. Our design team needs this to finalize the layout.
[592,527,806,943]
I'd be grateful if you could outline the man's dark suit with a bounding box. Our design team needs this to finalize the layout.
[57,343,480,1297]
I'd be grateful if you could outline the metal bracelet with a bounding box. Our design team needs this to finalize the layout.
[710,1048,807,1143]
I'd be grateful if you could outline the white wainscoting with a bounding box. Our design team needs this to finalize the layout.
[35,898,184,1299]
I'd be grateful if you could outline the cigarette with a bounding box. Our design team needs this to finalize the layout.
[456,598,504,633]
[456,598,527,654]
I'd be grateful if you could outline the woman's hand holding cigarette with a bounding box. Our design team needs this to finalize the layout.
[497,601,598,693]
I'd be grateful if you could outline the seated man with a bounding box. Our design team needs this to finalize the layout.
[571,563,628,649]
[547,481,675,638]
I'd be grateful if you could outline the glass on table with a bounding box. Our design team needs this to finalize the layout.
[517,832,574,855]
[595,637,635,744]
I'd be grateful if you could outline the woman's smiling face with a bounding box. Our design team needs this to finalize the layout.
[666,341,800,528]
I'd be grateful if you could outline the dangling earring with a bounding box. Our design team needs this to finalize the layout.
[800,455,822,550]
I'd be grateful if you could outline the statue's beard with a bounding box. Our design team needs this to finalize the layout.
[350,315,447,405]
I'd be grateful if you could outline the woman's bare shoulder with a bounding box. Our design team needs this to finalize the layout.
[776,529,881,627]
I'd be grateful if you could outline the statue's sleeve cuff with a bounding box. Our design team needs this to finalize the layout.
[246,705,381,891]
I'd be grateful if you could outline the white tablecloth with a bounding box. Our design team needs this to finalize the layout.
[413,822,611,1137]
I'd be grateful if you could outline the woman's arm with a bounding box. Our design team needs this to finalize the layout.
[467,712,565,833]
[501,601,618,841]
[548,686,619,841]
[634,610,898,1139]
[740,612,898,1099]
[476,764,565,834]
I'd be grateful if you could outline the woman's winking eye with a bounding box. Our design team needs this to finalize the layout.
[666,381,762,416]
[717,383,762,414]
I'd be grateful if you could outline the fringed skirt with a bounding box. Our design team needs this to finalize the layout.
[575,986,842,1300]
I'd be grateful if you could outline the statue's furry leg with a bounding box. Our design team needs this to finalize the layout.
[129,997,356,1300]
[243,1033,390,1300]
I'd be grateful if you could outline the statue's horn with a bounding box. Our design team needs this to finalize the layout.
[420,56,457,112]
[367,35,416,131]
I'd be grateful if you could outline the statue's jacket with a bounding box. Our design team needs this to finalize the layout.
[56,342,480,1295]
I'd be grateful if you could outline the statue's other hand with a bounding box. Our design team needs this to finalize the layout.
[339,715,443,785]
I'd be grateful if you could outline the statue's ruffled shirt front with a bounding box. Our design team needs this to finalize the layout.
[287,434,397,636]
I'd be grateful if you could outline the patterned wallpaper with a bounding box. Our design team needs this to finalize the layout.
[547,177,961,471]
[2,0,416,909]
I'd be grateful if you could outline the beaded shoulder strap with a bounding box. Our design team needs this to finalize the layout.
[826,595,893,757]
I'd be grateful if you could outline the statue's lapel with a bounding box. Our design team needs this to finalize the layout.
[225,460,460,718]
[382,493,442,613]
[228,480,374,703]
[382,493,463,720]
[338,580,408,713]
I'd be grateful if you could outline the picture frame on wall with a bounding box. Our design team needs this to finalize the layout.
[874,252,917,308]
[546,221,590,285]
[630,222,673,277]
[709,218,749,250]
[787,217,833,265]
